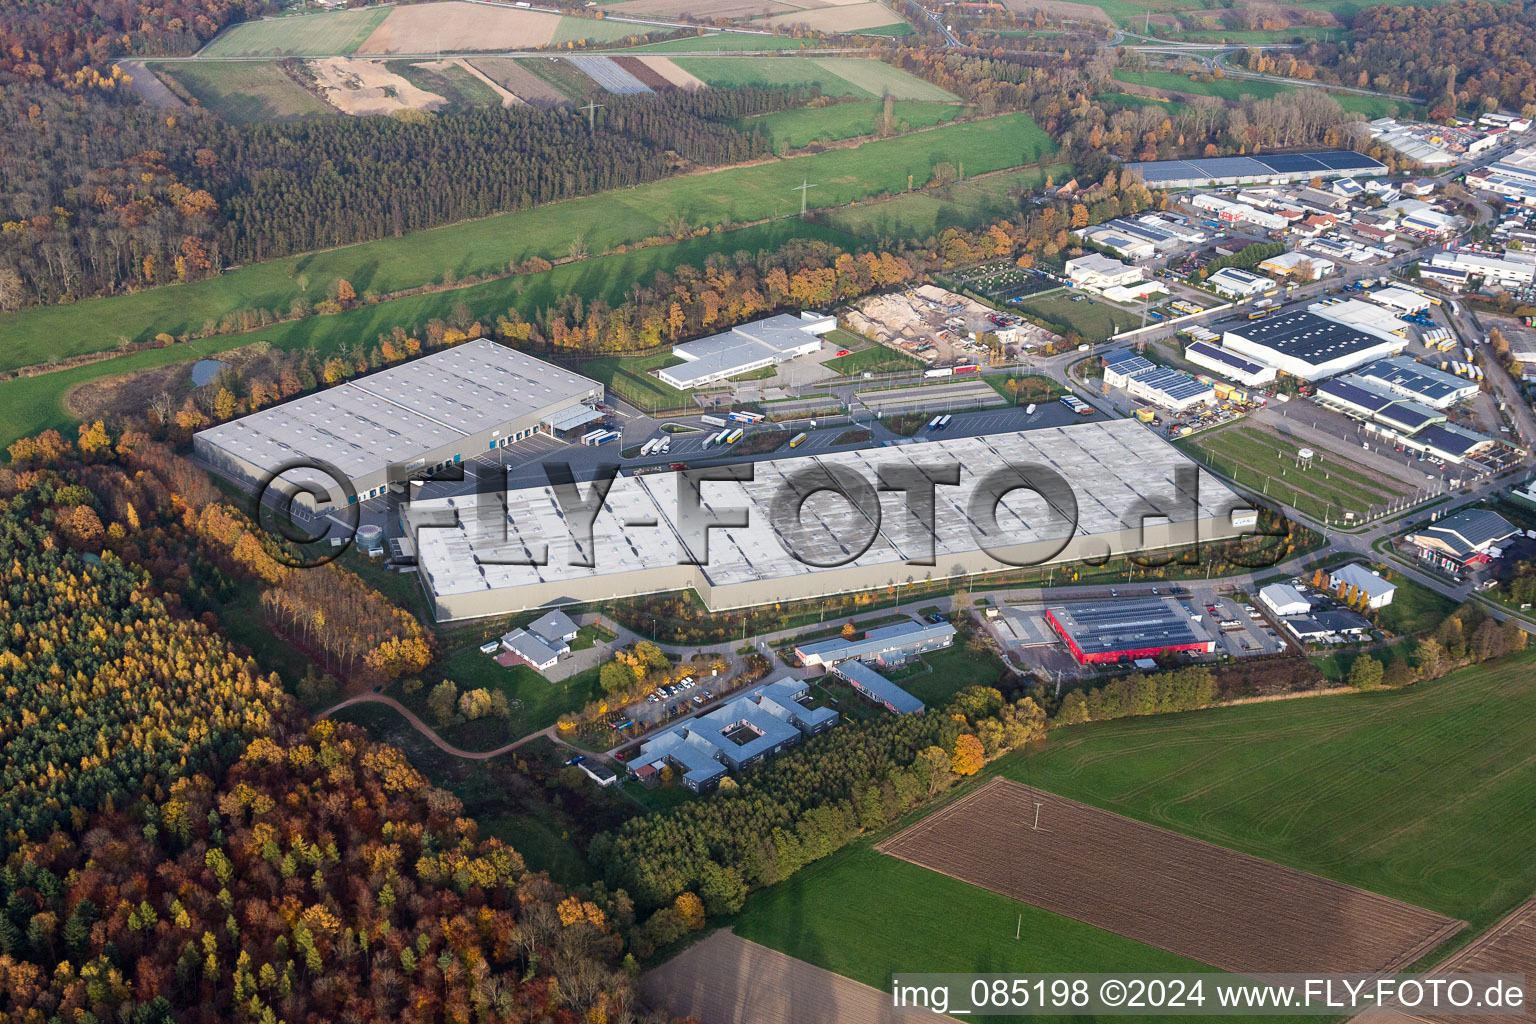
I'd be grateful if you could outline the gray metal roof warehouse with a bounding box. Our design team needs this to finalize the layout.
[194,339,603,506]
[403,418,1256,621]
[1126,151,1388,189]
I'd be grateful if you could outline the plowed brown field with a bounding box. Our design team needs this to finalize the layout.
[876,778,1462,976]
[1360,898,1535,1024]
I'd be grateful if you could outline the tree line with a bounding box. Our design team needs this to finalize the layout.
[0,84,804,309]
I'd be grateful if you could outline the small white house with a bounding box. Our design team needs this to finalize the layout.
[1259,583,1311,617]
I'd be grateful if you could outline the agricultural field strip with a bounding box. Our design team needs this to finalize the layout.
[876,778,1462,976]
[641,929,964,1024]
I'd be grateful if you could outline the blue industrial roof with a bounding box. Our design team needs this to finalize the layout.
[1186,341,1268,377]
[1126,151,1387,186]
[1128,365,1212,403]
[1355,357,1474,404]
[1317,377,1397,413]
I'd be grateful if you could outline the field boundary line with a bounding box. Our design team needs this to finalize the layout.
[877,777,1466,977]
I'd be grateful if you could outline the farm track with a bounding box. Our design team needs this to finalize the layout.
[876,777,1463,976]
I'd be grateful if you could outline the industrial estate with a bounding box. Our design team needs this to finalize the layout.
[8,0,1536,1022]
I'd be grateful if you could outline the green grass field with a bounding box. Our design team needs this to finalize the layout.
[743,100,964,153]
[823,338,922,376]
[734,844,1217,1013]
[1180,424,1409,522]
[579,351,692,412]
[0,112,1048,377]
[427,643,603,740]
[731,651,1536,1012]
[155,61,334,124]
[828,163,1070,240]
[673,56,958,101]
[1373,570,1459,636]
[551,15,659,43]
[1001,651,1536,929]
[0,220,845,447]
[883,642,1004,707]
[390,59,506,109]
[197,8,390,56]
[1113,68,1289,102]
[1094,91,1189,116]
[1013,291,1140,341]
[1112,69,1415,117]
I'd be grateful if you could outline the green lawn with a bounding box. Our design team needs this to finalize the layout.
[0,219,843,447]
[673,56,958,101]
[0,112,1048,378]
[1013,291,1141,342]
[1093,91,1188,116]
[999,651,1536,929]
[197,8,390,56]
[743,100,965,153]
[579,350,691,412]
[822,329,922,375]
[884,641,1005,707]
[428,643,604,741]
[156,61,335,124]
[1373,570,1459,636]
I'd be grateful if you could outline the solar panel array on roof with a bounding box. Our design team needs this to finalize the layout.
[1046,596,1206,656]
[1414,424,1486,457]
[1354,357,1473,405]
[1317,377,1397,414]
[1375,400,1440,432]
[1186,341,1267,376]
[1130,365,1211,403]
[1261,153,1329,174]
[1125,151,1387,186]
[1105,352,1155,375]
[1230,311,1387,364]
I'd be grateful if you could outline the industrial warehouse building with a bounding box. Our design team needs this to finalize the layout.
[796,619,956,669]
[657,312,835,389]
[403,419,1253,621]
[1103,351,1215,412]
[1353,357,1480,410]
[1207,267,1276,299]
[194,339,604,507]
[1044,596,1215,665]
[1183,341,1278,388]
[1221,309,1406,380]
[1126,151,1387,189]
[1405,509,1519,573]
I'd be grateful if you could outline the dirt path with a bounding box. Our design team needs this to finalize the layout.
[319,693,569,758]
[642,929,963,1024]
[118,60,188,110]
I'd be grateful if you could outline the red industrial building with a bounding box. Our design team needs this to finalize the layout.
[1045,597,1214,665]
